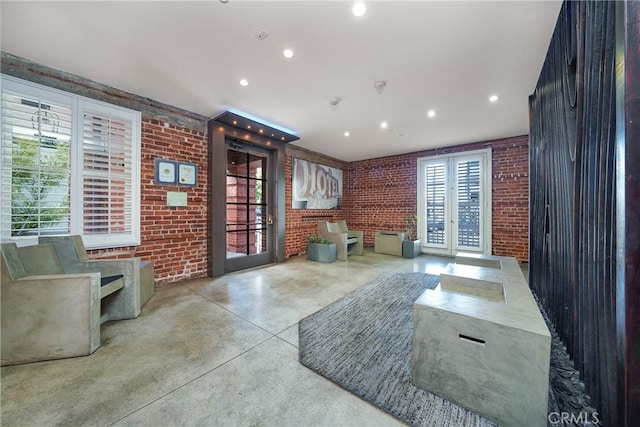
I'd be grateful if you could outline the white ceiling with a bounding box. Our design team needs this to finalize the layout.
[0,0,561,162]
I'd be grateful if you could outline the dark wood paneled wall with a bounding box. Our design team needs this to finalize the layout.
[618,1,640,424]
[529,1,639,425]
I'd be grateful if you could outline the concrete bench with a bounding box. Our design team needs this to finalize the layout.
[40,235,155,323]
[1,242,124,365]
[412,253,550,427]
[1,235,155,366]
[318,220,364,261]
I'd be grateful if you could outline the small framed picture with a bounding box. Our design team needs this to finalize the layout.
[178,162,197,186]
[155,159,177,184]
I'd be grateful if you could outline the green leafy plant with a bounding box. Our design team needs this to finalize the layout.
[307,234,334,245]
[404,213,418,241]
[11,136,70,236]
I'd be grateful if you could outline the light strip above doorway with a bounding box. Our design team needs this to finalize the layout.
[212,109,300,143]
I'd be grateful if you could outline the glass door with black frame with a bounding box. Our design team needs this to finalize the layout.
[225,143,272,272]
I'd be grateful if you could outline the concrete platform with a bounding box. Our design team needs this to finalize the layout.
[440,264,506,303]
[454,252,502,269]
[412,253,551,427]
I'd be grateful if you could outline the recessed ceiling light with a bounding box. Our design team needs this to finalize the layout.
[239,79,249,87]
[489,95,499,102]
[352,2,367,17]
[344,131,350,137]
[283,48,294,59]
[427,110,436,118]
[380,121,388,129]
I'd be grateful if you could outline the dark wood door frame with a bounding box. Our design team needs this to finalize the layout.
[207,121,286,277]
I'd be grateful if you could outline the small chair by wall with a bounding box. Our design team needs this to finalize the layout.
[1,243,102,366]
[39,235,155,323]
[317,220,364,261]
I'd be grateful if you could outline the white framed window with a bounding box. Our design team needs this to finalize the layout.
[417,149,492,256]
[1,75,140,249]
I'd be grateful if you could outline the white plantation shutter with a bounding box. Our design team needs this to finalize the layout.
[455,158,482,249]
[425,162,447,246]
[79,102,138,247]
[1,75,140,248]
[1,84,73,241]
[418,149,491,256]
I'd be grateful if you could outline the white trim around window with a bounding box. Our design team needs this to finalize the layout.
[417,148,492,256]
[0,74,141,249]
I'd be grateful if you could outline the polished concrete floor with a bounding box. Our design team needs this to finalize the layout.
[1,251,454,426]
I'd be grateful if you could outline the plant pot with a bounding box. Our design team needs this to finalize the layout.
[402,239,422,258]
[307,242,337,263]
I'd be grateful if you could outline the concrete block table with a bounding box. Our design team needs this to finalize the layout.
[412,253,550,427]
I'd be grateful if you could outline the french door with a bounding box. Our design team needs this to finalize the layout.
[225,141,274,272]
[417,149,492,256]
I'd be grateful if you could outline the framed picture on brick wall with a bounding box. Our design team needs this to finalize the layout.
[291,158,342,209]
[155,158,177,185]
[178,162,197,186]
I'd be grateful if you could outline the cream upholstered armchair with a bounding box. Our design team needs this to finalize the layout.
[317,220,364,261]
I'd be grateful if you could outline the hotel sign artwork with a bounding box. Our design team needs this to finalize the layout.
[292,158,342,209]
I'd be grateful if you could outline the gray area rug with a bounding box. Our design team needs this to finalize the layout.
[298,272,597,427]
[298,272,498,427]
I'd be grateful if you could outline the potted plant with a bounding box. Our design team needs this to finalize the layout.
[402,213,422,258]
[307,235,337,263]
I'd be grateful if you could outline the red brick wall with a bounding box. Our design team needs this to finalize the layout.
[88,118,209,285]
[284,156,346,257]
[90,128,528,284]
[343,155,417,247]
[3,54,529,286]
[343,135,529,261]
[90,131,528,284]
[490,136,529,261]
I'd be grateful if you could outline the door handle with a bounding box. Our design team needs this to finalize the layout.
[267,214,273,225]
